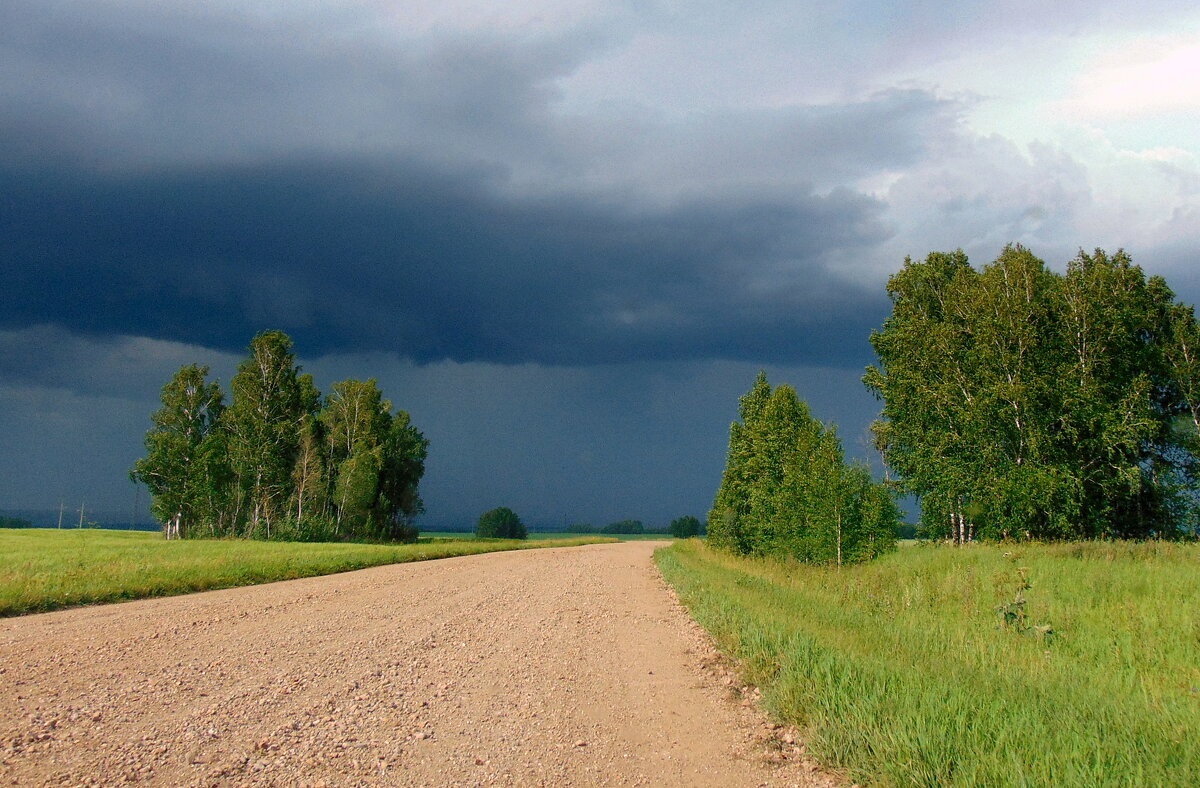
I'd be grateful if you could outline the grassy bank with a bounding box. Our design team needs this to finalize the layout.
[656,539,1200,787]
[0,528,613,617]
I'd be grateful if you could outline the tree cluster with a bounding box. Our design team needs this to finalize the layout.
[131,331,428,541]
[668,515,703,538]
[864,246,1200,541]
[476,507,527,539]
[708,373,899,564]
[602,519,645,534]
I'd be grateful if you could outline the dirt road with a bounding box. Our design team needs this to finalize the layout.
[0,541,839,787]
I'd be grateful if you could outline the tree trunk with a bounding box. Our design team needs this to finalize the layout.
[836,512,843,568]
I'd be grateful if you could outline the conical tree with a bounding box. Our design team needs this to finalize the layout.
[711,373,898,562]
[131,364,224,539]
[708,371,772,551]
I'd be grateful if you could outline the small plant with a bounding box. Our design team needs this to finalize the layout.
[995,554,1053,643]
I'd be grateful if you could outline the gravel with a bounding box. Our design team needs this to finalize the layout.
[0,541,841,787]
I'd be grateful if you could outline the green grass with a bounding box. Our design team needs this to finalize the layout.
[656,539,1200,787]
[0,528,614,617]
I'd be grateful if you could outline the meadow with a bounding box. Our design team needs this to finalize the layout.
[0,528,613,617]
[656,539,1200,787]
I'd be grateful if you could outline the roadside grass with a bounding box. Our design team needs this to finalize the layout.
[656,539,1200,787]
[0,528,614,617]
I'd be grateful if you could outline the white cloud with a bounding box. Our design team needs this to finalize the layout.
[1065,38,1200,120]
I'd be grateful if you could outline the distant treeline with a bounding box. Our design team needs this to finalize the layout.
[564,516,704,537]
[6,522,160,532]
[91,522,162,532]
[131,331,427,542]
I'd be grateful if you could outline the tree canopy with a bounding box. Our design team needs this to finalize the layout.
[602,519,645,534]
[668,515,703,538]
[708,373,898,564]
[132,331,427,541]
[476,507,527,539]
[864,246,1200,541]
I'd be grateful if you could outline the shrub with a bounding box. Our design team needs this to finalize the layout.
[476,507,527,539]
[669,515,703,538]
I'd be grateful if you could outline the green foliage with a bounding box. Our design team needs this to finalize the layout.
[602,519,644,534]
[708,373,898,564]
[223,330,312,538]
[866,246,1200,541]
[707,371,771,553]
[657,539,1200,788]
[129,363,225,538]
[475,507,527,539]
[668,515,703,538]
[0,517,33,529]
[131,332,427,542]
[0,528,611,616]
[376,409,428,539]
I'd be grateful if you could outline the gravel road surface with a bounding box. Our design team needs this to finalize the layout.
[0,541,840,787]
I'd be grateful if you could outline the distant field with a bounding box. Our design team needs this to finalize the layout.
[424,531,674,541]
[0,529,613,617]
[657,539,1200,787]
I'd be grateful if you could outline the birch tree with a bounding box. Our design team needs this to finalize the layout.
[867,245,1200,540]
[320,378,428,540]
[130,364,224,539]
[132,332,429,542]
[707,371,771,552]
[375,409,428,540]
[222,331,309,538]
[709,373,898,562]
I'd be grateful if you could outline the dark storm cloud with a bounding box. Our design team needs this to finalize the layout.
[1,0,939,370]
[0,326,239,401]
[1,0,590,172]
[5,0,1196,528]
[0,154,891,367]
[1,0,966,196]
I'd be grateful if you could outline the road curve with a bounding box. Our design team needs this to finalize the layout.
[0,541,839,787]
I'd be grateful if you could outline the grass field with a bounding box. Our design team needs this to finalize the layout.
[0,528,614,617]
[656,539,1200,787]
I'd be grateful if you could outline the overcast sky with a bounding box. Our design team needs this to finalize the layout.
[3,1,1199,528]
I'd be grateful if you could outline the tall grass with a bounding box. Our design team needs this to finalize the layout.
[657,539,1200,787]
[0,528,613,616]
